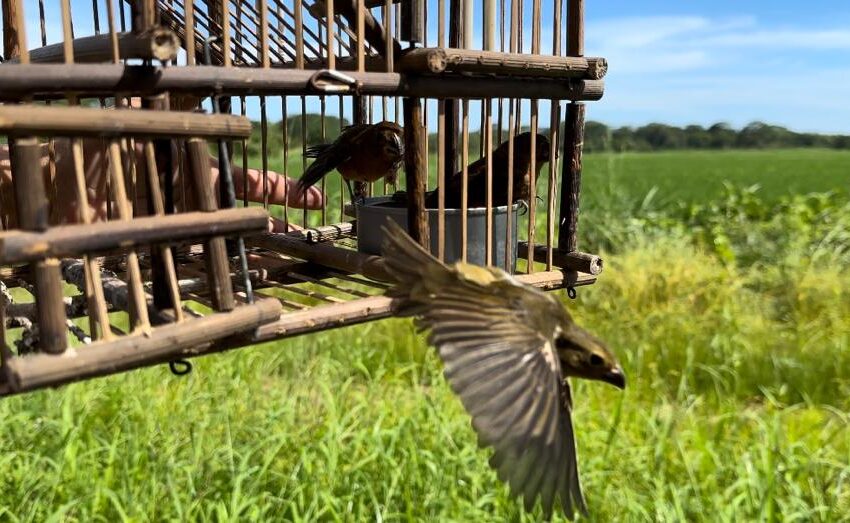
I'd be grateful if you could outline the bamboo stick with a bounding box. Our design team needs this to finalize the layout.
[0,208,268,265]
[2,29,180,64]
[0,64,605,100]
[403,98,429,247]
[395,48,606,79]
[517,243,602,275]
[184,138,235,312]
[559,0,586,252]
[5,299,283,394]
[106,140,150,330]
[0,104,252,139]
[9,137,67,354]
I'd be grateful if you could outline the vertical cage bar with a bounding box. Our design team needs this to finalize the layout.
[504,103,515,272]
[357,0,365,71]
[261,96,270,209]
[220,0,232,66]
[559,0,584,253]
[325,0,335,69]
[437,99,446,261]
[484,100,493,266]
[403,98,429,247]
[383,0,393,71]
[460,99,469,263]
[281,96,290,228]
[185,0,196,65]
[260,0,271,67]
[10,139,68,354]
[185,138,235,311]
[143,142,185,322]
[294,0,305,67]
[107,140,151,330]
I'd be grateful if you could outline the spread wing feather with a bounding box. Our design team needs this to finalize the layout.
[380,220,586,518]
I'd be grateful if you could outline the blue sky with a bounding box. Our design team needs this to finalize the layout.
[10,0,850,133]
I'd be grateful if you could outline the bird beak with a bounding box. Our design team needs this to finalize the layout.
[602,366,626,390]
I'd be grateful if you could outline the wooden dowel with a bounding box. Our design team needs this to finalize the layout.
[517,243,602,275]
[526,101,538,273]
[0,207,269,264]
[260,0,270,68]
[107,140,150,330]
[484,100,493,266]
[185,138,235,312]
[184,0,195,65]
[301,221,356,243]
[403,97,429,247]
[1,29,180,64]
[567,0,583,56]
[460,100,469,263]
[0,104,252,139]
[395,48,606,79]
[559,102,584,252]
[5,299,283,394]
[294,0,305,68]
[9,137,67,354]
[0,64,605,101]
[546,102,560,270]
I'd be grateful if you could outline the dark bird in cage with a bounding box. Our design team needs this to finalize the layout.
[296,121,404,203]
[380,219,625,519]
[424,131,551,209]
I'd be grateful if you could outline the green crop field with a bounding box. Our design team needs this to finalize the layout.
[1,148,849,521]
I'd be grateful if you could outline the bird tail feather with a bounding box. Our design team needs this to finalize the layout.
[305,143,332,158]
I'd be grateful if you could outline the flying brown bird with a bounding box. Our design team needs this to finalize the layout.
[297,121,404,202]
[425,132,551,209]
[380,219,625,519]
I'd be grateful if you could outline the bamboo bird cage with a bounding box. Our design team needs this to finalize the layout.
[0,0,605,396]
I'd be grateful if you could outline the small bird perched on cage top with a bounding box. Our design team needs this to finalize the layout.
[380,219,625,519]
[424,131,551,209]
[296,121,404,203]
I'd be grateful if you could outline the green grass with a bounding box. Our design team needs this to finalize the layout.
[2,149,850,520]
[582,148,850,207]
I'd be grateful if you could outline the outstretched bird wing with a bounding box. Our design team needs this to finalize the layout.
[296,123,373,191]
[381,220,587,519]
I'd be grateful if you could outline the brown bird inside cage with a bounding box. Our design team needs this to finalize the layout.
[381,219,625,519]
[389,131,550,209]
[296,121,404,204]
[420,131,551,209]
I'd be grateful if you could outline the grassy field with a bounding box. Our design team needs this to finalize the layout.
[1,149,849,521]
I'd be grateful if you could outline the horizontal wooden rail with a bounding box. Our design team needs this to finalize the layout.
[3,29,180,64]
[0,104,252,139]
[398,48,608,79]
[249,233,598,286]
[250,233,389,281]
[254,270,595,341]
[0,208,269,264]
[517,242,603,275]
[3,299,283,394]
[0,65,605,101]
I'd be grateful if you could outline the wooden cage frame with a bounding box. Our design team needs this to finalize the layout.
[0,0,604,396]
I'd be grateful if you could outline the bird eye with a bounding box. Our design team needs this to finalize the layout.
[589,354,605,366]
[555,337,572,350]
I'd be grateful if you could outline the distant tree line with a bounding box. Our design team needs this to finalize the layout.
[583,121,850,152]
[242,116,850,155]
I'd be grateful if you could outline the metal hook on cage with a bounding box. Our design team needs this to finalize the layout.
[168,359,193,376]
[309,70,360,94]
[203,36,255,304]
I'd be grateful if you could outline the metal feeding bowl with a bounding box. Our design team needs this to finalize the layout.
[355,196,522,272]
